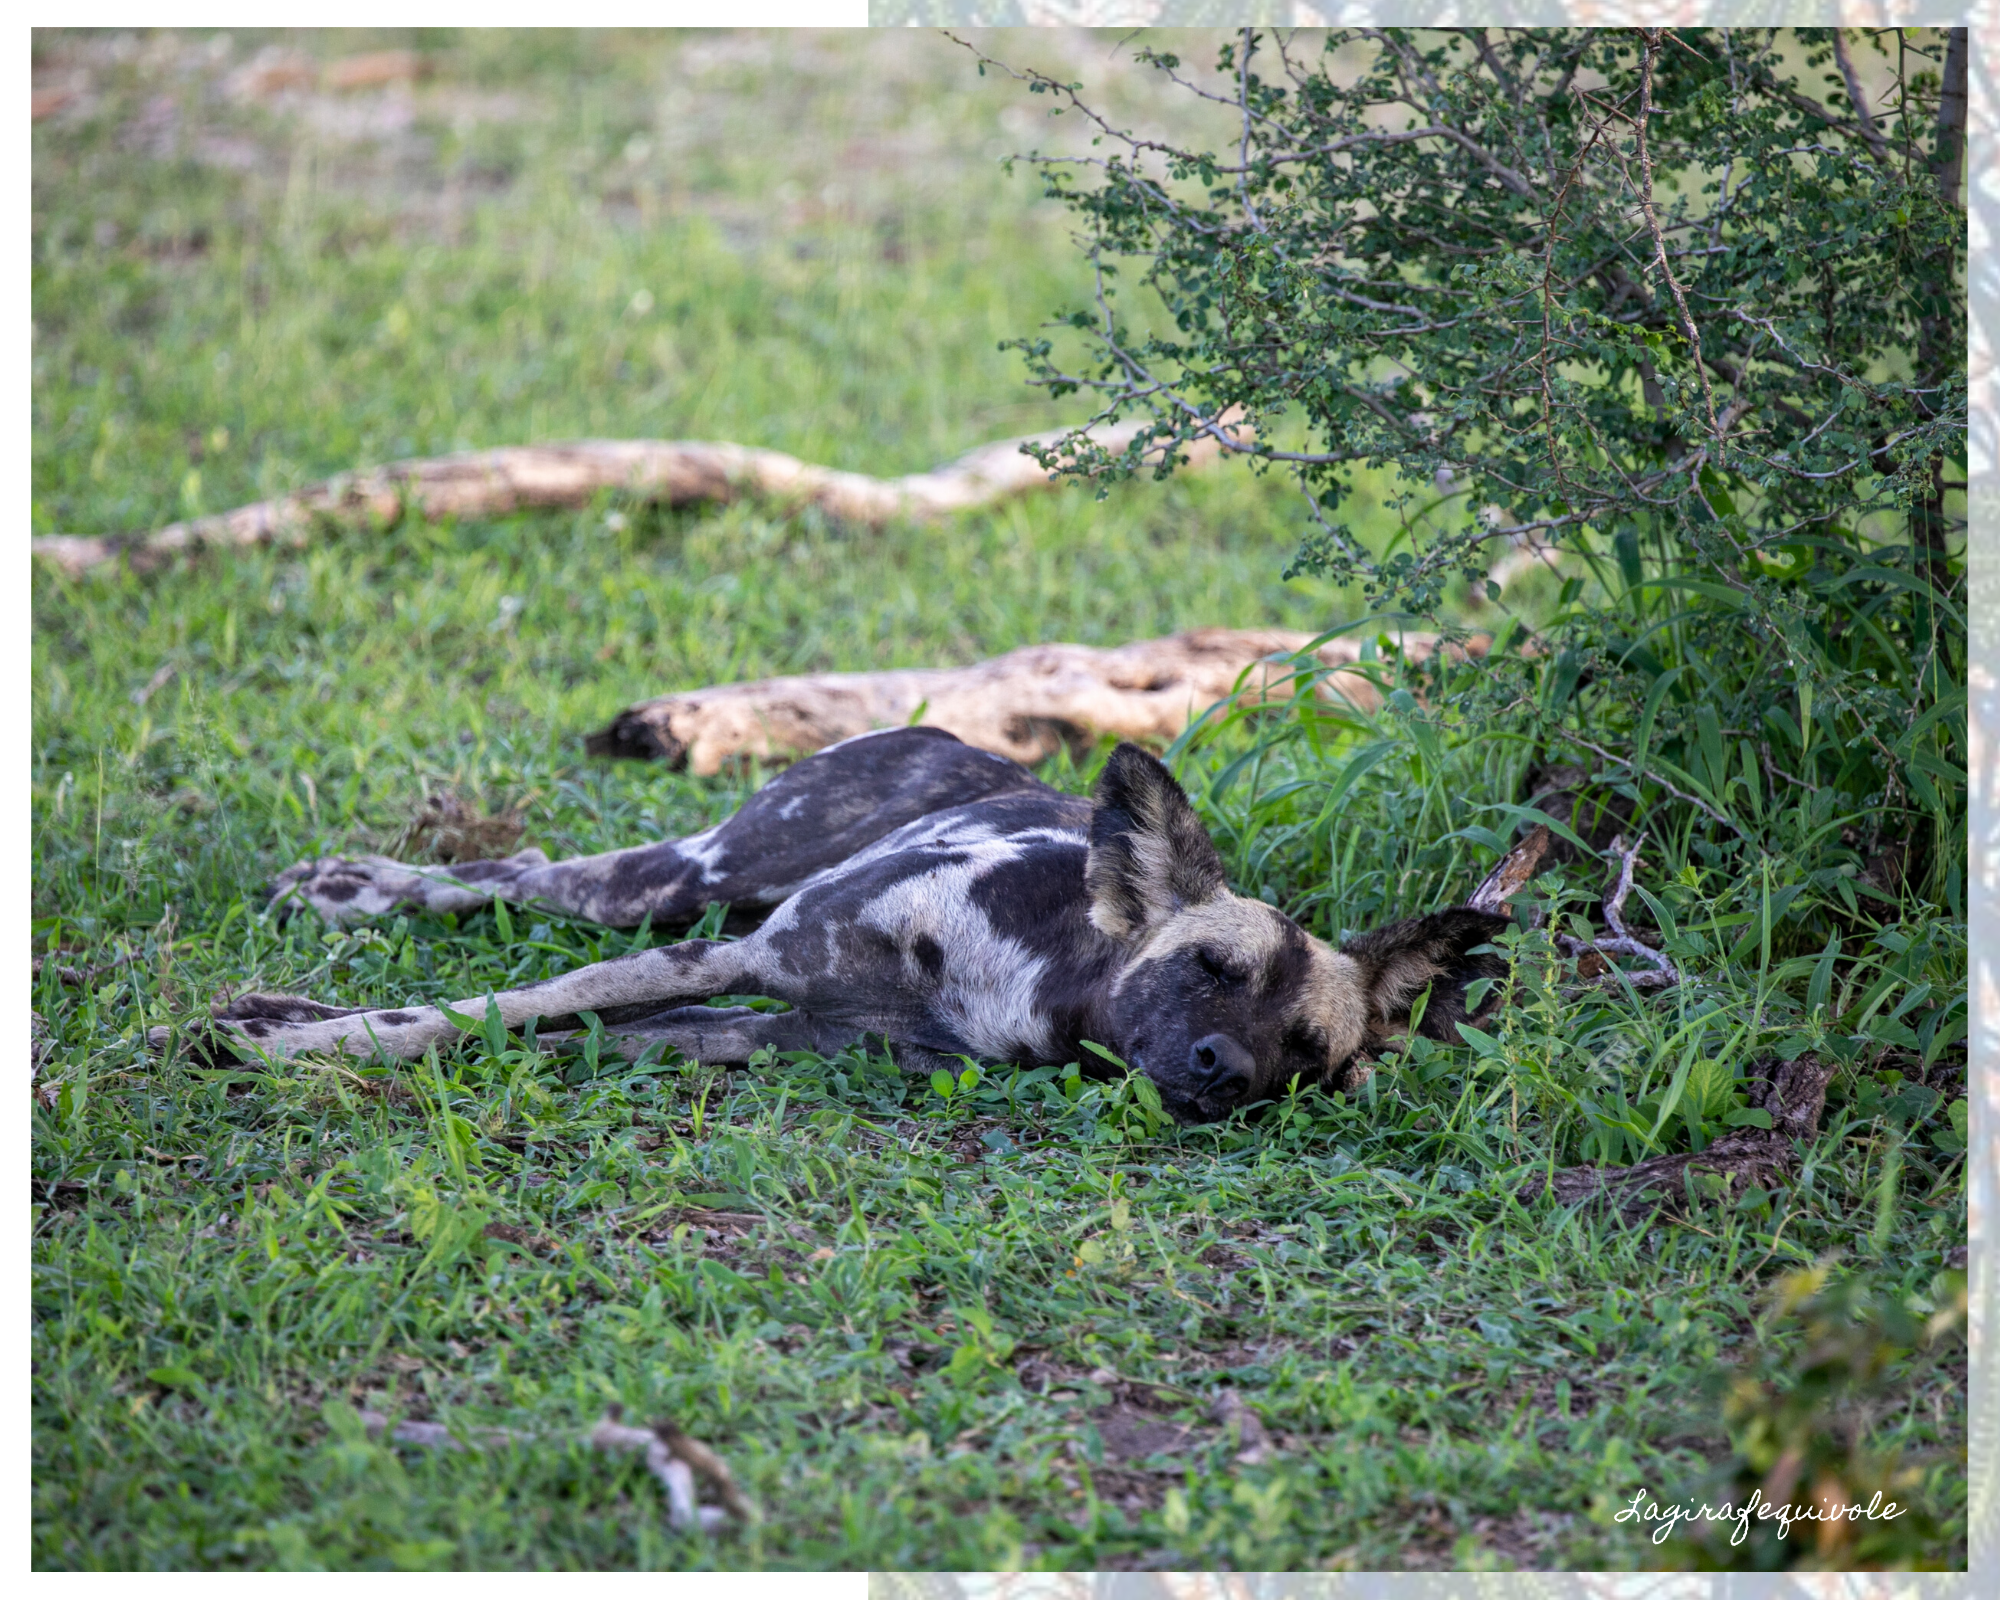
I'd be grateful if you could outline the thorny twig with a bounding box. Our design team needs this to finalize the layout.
[1538,103,1612,497]
[1557,730,1751,838]
[357,1405,752,1533]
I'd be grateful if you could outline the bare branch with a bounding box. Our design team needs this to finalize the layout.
[1557,730,1751,839]
[1553,832,1682,990]
[1830,31,1893,166]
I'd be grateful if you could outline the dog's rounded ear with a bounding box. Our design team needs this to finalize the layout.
[1340,907,1512,1033]
[1085,744,1227,943]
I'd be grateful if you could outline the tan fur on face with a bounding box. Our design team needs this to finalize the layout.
[1114,892,1371,1078]
[1296,943,1372,1070]
[1115,891,1283,976]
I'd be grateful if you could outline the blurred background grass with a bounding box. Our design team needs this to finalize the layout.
[33,26,1402,884]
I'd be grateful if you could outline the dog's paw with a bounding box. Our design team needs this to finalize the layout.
[266,855,488,925]
[216,992,366,1027]
[167,992,371,1061]
[148,1020,248,1068]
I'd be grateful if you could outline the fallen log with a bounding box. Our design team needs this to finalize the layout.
[587,626,1482,775]
[32,420,1233,579]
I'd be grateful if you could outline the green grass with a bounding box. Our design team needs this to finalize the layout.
[32,28,1967,1571]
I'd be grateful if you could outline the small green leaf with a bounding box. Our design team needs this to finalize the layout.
[436,1002,478,1035]
[929,1070,955,1100]
[1455,1022,1503,1059]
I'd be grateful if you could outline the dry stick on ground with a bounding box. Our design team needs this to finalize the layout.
[1553,832,1682,991]
[31,419,1240,579]
[1521,1053,1838,1223]
[357,1405,750,1533]
[590,626,1486,775]
[32,945,139,988]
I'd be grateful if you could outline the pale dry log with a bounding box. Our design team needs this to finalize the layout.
[32,420,1230,579]
[1466,823,1552,916]
[589,626,1482,775]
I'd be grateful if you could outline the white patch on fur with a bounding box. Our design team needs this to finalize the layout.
[1300,946,1371,1065]
[826,815,1084,881]
[675,825,728,879]
[818,726,916,755]
[851,842,1059,1060]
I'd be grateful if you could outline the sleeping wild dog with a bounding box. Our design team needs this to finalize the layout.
[193,728,1513,1124]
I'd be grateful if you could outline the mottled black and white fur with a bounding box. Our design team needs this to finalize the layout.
[201,728,1509,1124]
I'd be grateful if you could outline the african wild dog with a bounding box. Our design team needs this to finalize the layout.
[191,728,1512,1124]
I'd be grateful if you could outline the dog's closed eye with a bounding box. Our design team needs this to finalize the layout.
[1197,948,1249,985]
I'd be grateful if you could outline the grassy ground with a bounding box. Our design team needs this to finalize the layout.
[32,29,1967,1571]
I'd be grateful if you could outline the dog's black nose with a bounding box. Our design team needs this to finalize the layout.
[1188,1032,1255,1097]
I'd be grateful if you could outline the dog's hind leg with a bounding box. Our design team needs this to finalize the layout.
[267,849,555,927]
[271,726,1045,929]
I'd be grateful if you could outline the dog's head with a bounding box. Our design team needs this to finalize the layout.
[1088,744,1509,1124]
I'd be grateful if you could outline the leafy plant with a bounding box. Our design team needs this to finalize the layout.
[976,25,1966,914]
[1663,1264,1967,1569]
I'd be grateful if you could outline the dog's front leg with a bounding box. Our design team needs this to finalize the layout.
[543,1005,857,1065]
[552,1007,978,1076]
[202,937,765,1061]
